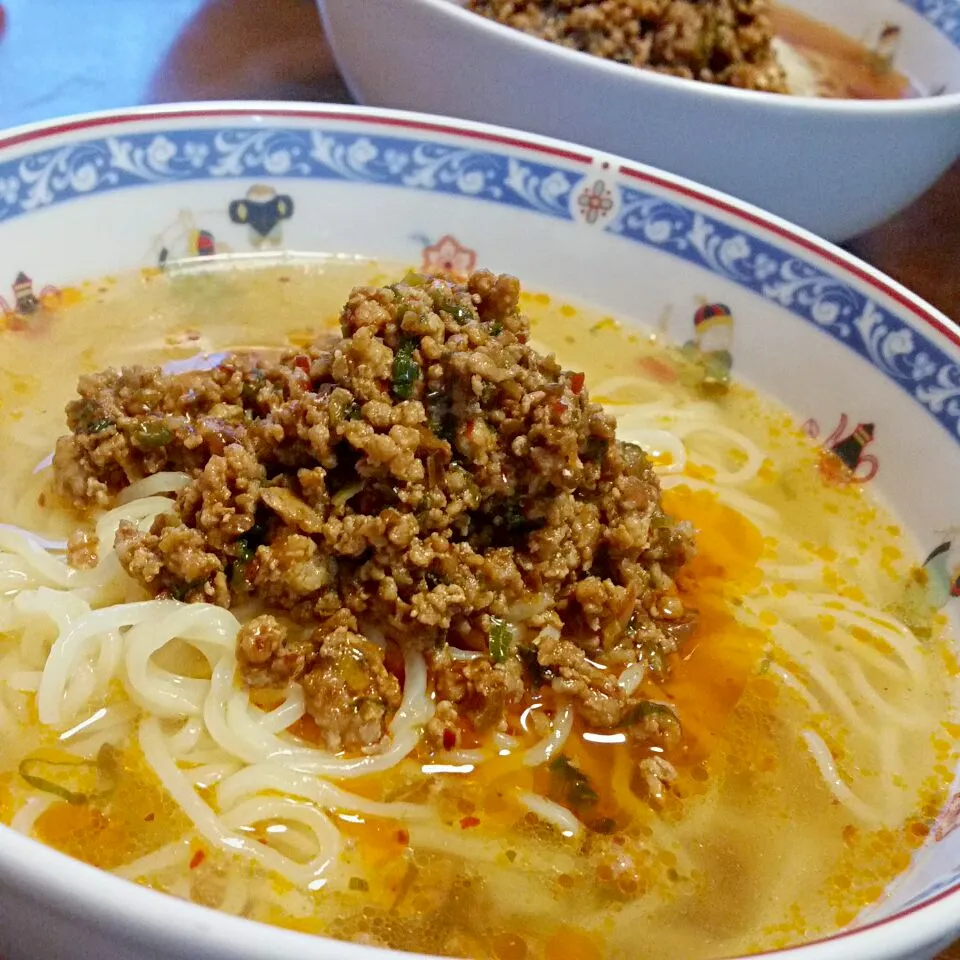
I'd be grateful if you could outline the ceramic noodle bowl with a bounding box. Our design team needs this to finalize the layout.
[317,0,960,241]
[0,103,959,960]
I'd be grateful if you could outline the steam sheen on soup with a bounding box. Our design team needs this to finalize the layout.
[0,261,954,960]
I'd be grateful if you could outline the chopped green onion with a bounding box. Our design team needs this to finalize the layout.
[488,617,514,663]
[617,700,678,730]
[392,338,421,401]
[332,481,364,509]
[19,743,120,806]
[549,755,599,811]
[131,420,173,449]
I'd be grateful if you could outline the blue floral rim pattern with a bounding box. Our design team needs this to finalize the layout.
[0,124,958,446]
[901,0,960,48]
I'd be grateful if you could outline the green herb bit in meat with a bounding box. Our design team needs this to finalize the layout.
[392,337,421,401]
[488,617,514,663]
[131,420,173,449]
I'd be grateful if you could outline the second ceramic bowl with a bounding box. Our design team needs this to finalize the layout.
[318,0,960,241]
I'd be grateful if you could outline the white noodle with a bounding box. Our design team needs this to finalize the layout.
[217,872,251,917]
[189,761,244,789]
[217,763,430,821]
[0,525,65,553]
[845,658,925,729]
[37,600,184,726]
[114,837,193,880]
[6,670,41,692]
[767,622,864,730]
[117,472,191,505]
[197,651,429,779]
[660,475,780,528]
[0,528,94,590]
[446,646,485,662]
[523,702,574,767]
[259,684,307,734]
[518,792,583,837]
[759,561,824,583]
[617,662,646,696]
[166,717,206,757]
[437,749,488,765]
[676,422,766,485]
[139,715,247,851]
[801,729,882,826]
[218,795,341,886]
[766,661,824,715]
[796,595,925,677]
[94,496,177,564]
[139,716,340,887]
[124,605,237,718]
[492,731,520,751]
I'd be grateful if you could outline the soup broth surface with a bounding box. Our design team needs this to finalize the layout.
[772,5,917,99]
[0,260,955,960]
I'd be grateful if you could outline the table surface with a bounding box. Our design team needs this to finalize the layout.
[1,0,959,957]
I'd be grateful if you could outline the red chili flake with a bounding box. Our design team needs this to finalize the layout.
[570,372,585,395]
[464,420,476,438]
[442,728,457,751]
[552,400,567,417]
[293,355,311,374]
[460,816,481,830]
[396,829,410,846]
[189,849,206,870]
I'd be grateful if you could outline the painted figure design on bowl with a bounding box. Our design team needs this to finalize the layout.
[873,23,903,68]
[152,210,230,269]
[228,185,295,249]
[890,530,960,640]
[679,302,735,395]
[0,272,60,332]
[911,532,960,614]
[935,791,960,842]
[803,414,879,485]
[421,234,478,278]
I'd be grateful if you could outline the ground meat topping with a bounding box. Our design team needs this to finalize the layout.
[237,610,402,750]
[66,530,100,570]
[53,270,697,752]
[466,0,788,93]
